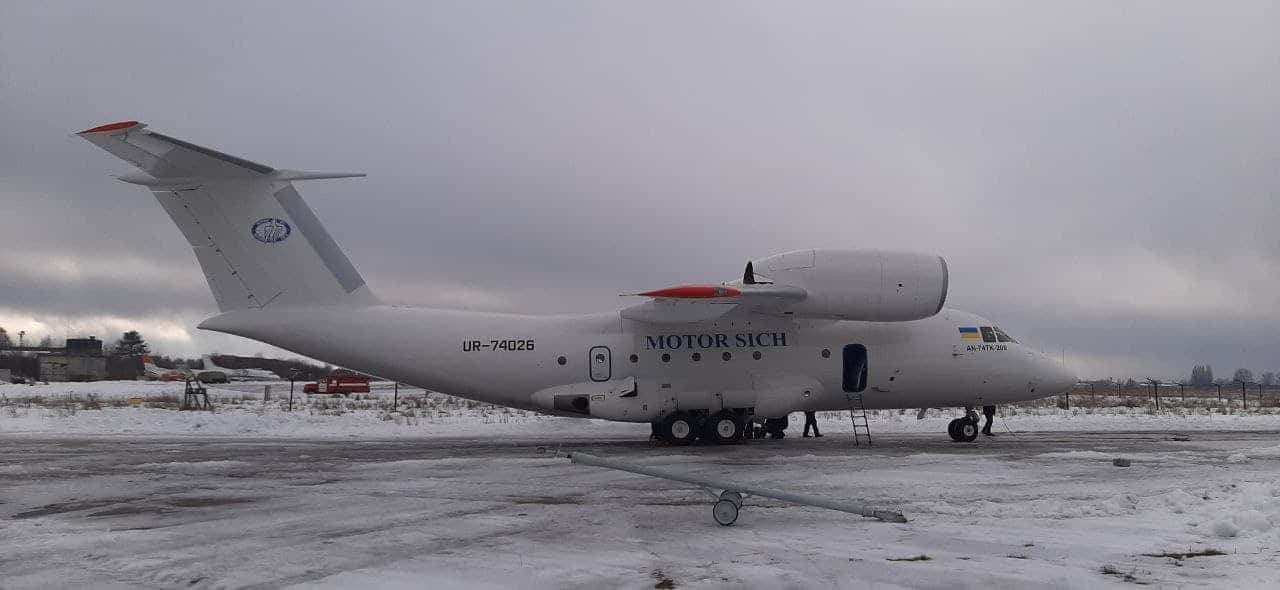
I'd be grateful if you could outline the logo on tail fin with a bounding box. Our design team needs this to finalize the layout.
[251,218,291,243]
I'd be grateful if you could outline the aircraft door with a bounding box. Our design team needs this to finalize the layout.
[589,346,611,382]
[842,344,868,393]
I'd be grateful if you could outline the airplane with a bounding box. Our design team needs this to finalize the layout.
[77,121,1075,444]
[142,355,227,383]
[201,355,279,381]
[141,355,190,382]
[193,367,229,384]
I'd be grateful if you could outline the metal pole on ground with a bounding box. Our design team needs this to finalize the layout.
[393,382,399,409]
[556,450,908,525]
[288,374,295,412]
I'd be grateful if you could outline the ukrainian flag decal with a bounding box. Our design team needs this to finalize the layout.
[958,327,981,340]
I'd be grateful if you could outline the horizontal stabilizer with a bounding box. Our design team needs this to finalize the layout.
[79,120,274,179]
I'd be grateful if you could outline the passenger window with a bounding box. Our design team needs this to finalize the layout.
[842,344,868,393]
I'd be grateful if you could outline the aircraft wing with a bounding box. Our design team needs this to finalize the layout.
[620,284,806,324]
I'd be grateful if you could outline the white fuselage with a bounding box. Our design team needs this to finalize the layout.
[201,305,1074,420]
[74,121,1074,426]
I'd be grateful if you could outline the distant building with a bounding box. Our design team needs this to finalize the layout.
[64,337,104,356]
[38,336,107,382]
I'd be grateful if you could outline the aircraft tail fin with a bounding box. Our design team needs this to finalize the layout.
[77,121,377,312]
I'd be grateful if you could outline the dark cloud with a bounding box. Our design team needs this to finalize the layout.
[1,1,1278,377]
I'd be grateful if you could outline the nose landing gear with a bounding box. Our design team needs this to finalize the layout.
[947,408,980,442]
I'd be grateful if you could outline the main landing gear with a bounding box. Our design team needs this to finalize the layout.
[947,408,980,442]
[762,417,788,439]
[653,411,746,445]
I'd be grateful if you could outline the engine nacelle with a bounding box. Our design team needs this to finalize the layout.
[754,249,948,322]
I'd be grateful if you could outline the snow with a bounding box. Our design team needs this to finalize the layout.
[5,380,1280,439]
[3,381,1280,588]
[133,460,251,472]
[2,431,1277,589]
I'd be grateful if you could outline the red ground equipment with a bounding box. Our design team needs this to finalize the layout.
[303,375,371,395]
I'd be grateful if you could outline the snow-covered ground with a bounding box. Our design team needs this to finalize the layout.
[2,382,1280,588]
[4,380,1280,439]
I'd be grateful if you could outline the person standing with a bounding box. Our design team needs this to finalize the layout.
[981,405,997,436]
[803,411,822,437]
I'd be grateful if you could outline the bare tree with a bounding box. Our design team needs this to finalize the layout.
[1190,365,1214,387]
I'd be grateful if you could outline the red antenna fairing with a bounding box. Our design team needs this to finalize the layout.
[79,121,140,134]
[638,285,741,299]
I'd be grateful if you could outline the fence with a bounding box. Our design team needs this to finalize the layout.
[1062,382,1280,411]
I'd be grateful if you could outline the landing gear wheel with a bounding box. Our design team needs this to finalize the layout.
[659,413,697,445]
[947,418,963,441]
[764,417,788,439]
[719,490,743,508]
[706,412,743,444]
[712,499,739,526]
[948,417,979,442]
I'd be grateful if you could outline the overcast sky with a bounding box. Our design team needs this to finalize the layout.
[2,1,1278,379]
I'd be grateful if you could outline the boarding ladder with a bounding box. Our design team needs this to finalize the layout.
[847,394,872,446]
[182,379,211,411]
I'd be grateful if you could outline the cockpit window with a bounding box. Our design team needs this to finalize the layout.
[993,327,1017,343]
[979,327,997,342]
[959,325,1018,344]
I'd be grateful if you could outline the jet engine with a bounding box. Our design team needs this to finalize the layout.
[751,249,947,322]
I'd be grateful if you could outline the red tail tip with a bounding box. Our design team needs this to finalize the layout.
[79,121,139,134]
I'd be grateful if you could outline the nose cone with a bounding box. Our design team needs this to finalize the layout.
[1038,355,1076,394]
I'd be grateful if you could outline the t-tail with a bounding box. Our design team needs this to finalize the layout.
[77,121,376,312]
